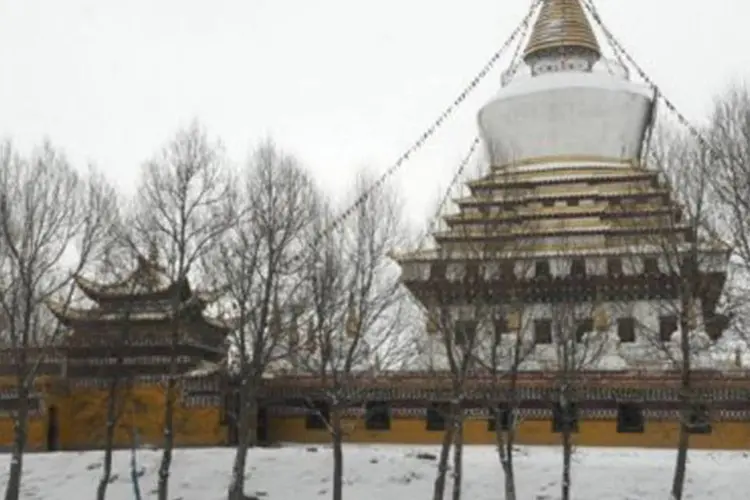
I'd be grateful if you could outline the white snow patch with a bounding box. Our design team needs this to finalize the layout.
[2,444,748,499]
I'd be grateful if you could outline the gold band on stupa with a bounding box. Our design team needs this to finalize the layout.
[523,0,601,60]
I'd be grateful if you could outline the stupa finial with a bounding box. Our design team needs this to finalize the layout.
[523,0,601,63]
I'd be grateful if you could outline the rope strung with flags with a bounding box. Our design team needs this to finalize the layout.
[581,0,714,157]
[297,0,544,260]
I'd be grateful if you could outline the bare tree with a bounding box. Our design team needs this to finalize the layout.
[706,83,750,340]
[207,141,318,500]
[543,299,611,500]
[401,144,541,500]
[0,141,116,500]
[131,121,236,500]
[92,244,145,500]
[298,171,409,500]
[620,125,729,500]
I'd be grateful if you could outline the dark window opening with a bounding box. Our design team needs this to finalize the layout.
[552,402,579,433]
[607,258,623,276]
[365,401,391,431]
[570,259,586,278]
[501,261,516,280]
[643,258,660,274]
[575,319,593,342]
[610,197,622,207]
[0,397,41,413]
[542,199,555,207]
[488,405,513,432]
[617,318,636,343]
[659,316,677,342]
[534,319,552,344]
[568,199,580,207]
[688,404,711,434]
[617,403,645,433]
[454,321,477,346]
[305,400,330,430]
[430,262,446,280]
[535,260,550,279]
[465,263,481,282]
[494,316,508,339]
[426,403,447,431]
[681,256,698,275]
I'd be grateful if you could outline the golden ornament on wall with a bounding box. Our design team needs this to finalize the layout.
[593,306,610,332]
[506,310,521,331]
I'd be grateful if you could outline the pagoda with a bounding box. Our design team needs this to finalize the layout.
[387,0,739,447]
[0,249,232,450]
[48,249,227,374]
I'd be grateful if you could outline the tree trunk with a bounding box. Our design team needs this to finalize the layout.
[97,378,120,500]
[331,407,344,500]
[561,413,573,500]
[228,388,255,500]
[157,377,177,500]
[3,387,29,500]
[670,416,690,500]
[451,416,464,500]
[432,412,455,500]
[670,299,693,500]
[130,424,143,500]
[494,417,517,500]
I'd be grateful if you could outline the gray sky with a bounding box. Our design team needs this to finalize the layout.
[0,0,747,225]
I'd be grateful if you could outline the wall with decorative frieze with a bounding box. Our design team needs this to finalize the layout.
[265,413,750,449]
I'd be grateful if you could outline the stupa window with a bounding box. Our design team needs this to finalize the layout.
[465,262,481,282]
[568,199,580,207]
[534,319,552,344]
[575,319,593,342]
[617,403,645,433]
[365,401,391,431]
[454,320,477,346]
[607,258,623,276]
[493,317,508,338]
[570,258,586,278]
[426,403,447,431]
[552,401,579,433]
[659,316,677,342]
[488,405,512,432]
[643,258,660,275]
[429,262,446,280]
[501,261,516,280]
[305,400,329,430]
[617,318,636,343]
[535,260,551,279]
[542,199,555,208]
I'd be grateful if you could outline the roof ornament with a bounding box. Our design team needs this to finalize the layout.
[523,0,601,74]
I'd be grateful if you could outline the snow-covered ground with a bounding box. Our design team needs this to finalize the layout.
[2,444,748,499]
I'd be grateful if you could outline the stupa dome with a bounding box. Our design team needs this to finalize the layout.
[477,0,655,168]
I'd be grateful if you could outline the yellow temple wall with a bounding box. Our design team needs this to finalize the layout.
[268,416,750,450]
[0,382,225,450]
[0,416,47,451]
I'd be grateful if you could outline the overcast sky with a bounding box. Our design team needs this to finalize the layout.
[0,0,747,226]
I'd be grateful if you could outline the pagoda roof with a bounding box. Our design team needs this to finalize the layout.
[74,254,178,301]
[46,290,230,331]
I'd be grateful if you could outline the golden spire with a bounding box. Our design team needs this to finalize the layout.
[523,0,600,61]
